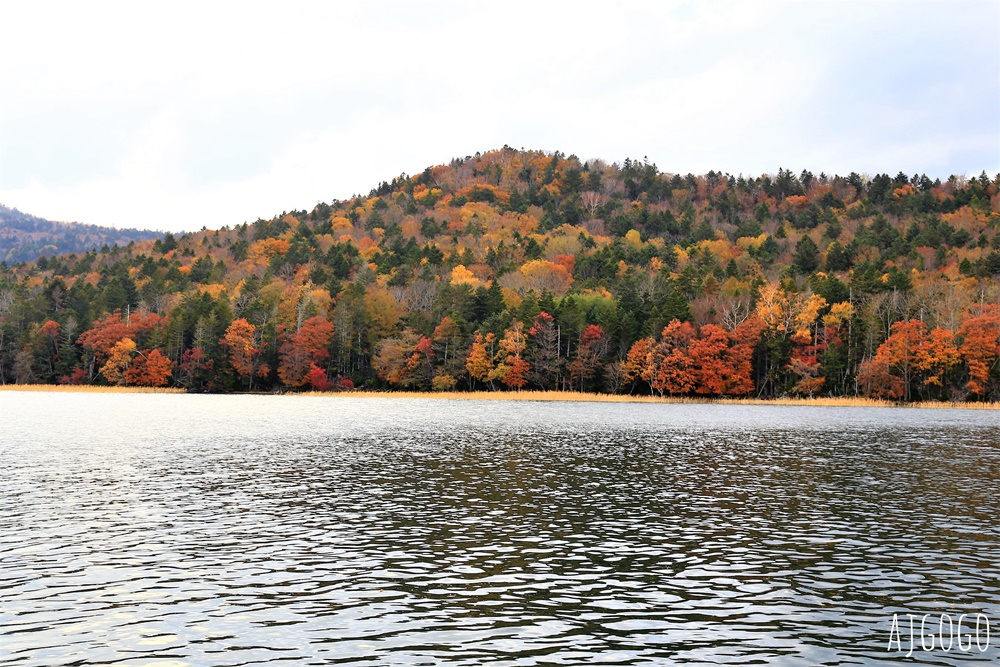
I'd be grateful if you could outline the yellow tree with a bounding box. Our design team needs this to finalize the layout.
[466,332,496,390]
[247,238,291,267]
[496,321,530,389]
[787,294,828,396]
[362,287,402,349]
[518,260,573,295]
[756,282,791,333]
[823,302,854,329]
[450,264,482,288]
[100,338,136,385]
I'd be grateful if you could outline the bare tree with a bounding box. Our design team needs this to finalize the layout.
[404,280,436,315]
[581,191,607,217]
[718,294,753,330]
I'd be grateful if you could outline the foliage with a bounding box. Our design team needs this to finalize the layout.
[1,149,999,402]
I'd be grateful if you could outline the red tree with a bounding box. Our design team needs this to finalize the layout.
[221,318,264,390]
[726,317,763,396]
[690,324,730,395]
[651,320,697,396]
[78,310,166,379]
[957,305,1000,396]
[77,310,133,363]
[279,316,334,387]
[123,349,173,387]
[305,365,331,391]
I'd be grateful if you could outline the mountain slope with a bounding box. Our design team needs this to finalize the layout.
[0,148,999,400]
[0,205,161,264]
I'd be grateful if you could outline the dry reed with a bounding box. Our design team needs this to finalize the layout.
[299,389,1000,410]
[0,384,184,394]
[2,384,996,409]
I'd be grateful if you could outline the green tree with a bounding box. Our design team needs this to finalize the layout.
[793,236,820,274]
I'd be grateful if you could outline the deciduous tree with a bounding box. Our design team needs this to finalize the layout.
[178,347,214,392]
[496,320,530,389]
[124,349,173,387]
[529,312,561,389]
[221,318,265,390]
[279,316,334,387]
[957,305,1000,396]
[651,320,697,396]
[466,332,496,389]
[568,324,606,391]
[100,338,136,385]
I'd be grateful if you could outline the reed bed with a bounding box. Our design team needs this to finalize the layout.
[718,396,1000,410]
[2,384,996,409]
[0,384,183,394]
[301,389,1000,410]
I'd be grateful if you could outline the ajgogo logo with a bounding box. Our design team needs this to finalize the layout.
[888,613,991,657]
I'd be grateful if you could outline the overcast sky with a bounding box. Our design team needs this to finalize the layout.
[1,1,998,232]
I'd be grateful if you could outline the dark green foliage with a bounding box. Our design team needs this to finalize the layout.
[812,274,849,305]
[825,240,853,272]
[793,236,820,274]
[735,218,763,239]
[751,235,780,265]
[984,250,1000,275]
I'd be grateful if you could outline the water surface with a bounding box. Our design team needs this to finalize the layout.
[2,393,999,665]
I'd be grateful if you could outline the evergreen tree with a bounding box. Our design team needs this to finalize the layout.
[793,236,820,274]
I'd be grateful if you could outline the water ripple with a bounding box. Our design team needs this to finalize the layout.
[1,393,999,665]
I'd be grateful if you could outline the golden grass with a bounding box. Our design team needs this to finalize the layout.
[300,389,1000,410]
[0,384,184,394]
[302,389,663,403]
[3,384,996,409]
[719,396,1000,410]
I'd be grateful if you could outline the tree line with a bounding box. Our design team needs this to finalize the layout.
[1,147,998,400]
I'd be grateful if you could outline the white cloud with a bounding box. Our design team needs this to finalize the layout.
[0,0,997,232]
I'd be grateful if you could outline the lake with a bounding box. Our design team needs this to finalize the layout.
[1,392,998,665]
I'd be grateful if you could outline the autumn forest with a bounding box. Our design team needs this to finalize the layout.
[2,147,999,402]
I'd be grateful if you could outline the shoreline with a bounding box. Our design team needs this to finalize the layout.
[301,390,1000,410]
[2,384,998,409]
[0,385,184,394]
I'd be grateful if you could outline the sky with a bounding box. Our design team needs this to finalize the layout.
[1,1,998,233]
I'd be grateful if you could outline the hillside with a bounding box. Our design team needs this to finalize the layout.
[1,147,999,400]
[0,204,160,264]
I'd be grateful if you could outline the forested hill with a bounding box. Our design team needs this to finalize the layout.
[0,204,160,264]
[1,147,999,401]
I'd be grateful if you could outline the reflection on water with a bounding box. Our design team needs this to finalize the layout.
[1,393,999,665]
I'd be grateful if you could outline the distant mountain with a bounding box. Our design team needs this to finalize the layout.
[0,205,161,264]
